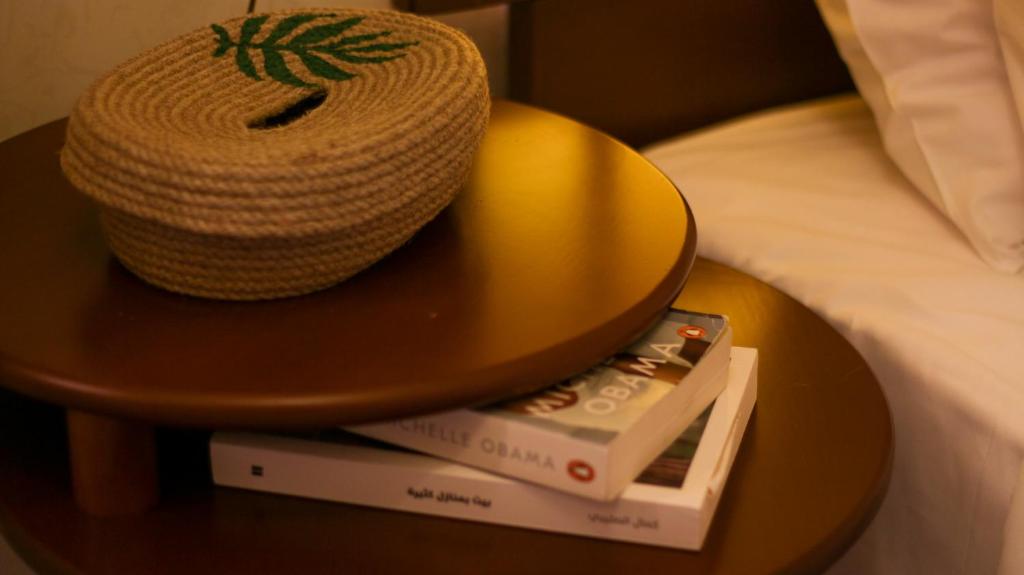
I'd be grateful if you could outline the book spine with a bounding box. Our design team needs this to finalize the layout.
[210,435,698,550]
[347,411,612,499]
[606,327,732,493]
[693,347,758,541]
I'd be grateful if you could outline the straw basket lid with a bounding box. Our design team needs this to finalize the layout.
[60,8,490,300]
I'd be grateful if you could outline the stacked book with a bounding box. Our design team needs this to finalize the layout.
[210,309,758,550]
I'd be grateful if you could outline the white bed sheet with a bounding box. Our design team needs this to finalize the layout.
[644,95,1024,575]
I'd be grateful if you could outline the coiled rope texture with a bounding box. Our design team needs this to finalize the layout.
[61,8,490,300]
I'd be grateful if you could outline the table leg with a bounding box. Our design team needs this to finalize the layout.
[65,410,159,516]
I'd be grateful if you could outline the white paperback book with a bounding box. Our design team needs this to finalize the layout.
[346,309,733,500]
[210,346,757,550]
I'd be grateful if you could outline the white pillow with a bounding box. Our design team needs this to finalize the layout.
[817,0,1024,273]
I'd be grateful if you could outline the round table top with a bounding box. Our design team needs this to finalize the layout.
[0,258,893,575]
[0,100,695,428]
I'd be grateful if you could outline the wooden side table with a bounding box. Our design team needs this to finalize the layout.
[0,102,891,574]
[0,100,694,516]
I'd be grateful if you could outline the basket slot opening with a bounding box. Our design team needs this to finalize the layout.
[248,90,327,130]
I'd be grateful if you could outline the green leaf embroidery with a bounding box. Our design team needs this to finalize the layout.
[212,13,417,89]
[236,46,260,80]
[317,39,418,64]
[287,17,363,46]
[344,42,417,53]
[238,15,269,45]
[262,48,312,87]
[262,13,325,46]
[211,24,232,57]
[297,52,355,82]
[328,52,404,65]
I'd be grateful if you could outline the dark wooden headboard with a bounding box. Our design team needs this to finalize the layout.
[408,0,853,147]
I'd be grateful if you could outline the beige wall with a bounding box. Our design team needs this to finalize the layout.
[0,1,245,141]
[0,0,508,142]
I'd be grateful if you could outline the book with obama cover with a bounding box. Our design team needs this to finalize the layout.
[345,309,732,500]
[210,347,758,550]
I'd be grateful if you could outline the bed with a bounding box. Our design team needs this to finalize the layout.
[476,0,1024,572]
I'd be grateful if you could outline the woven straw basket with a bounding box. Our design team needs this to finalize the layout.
[61,9,489,300]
